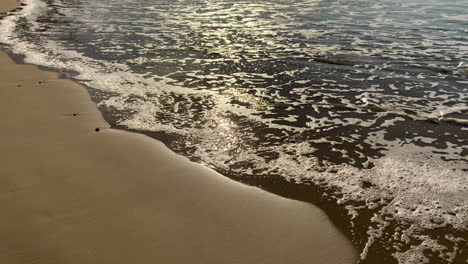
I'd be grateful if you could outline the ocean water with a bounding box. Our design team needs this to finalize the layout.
[1,0,467,263]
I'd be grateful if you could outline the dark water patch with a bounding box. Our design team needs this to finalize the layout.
[314,57,355,66]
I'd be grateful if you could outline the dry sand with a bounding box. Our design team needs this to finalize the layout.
[0,0,19,14]
[0,1,357,263]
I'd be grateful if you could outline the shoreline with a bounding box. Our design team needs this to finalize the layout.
[0,1,358,263]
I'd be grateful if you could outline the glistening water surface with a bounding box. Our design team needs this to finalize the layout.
[1,0,467,263]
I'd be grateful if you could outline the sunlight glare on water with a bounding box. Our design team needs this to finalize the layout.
[1,0,467,263]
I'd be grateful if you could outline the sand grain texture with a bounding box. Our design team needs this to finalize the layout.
[0,1,357,263]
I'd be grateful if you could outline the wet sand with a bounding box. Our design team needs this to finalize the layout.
[0,1,357,263]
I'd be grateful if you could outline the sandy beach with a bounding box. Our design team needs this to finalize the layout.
[0,1,357,263]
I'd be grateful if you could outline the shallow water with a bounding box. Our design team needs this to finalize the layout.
[1,0,467,263]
